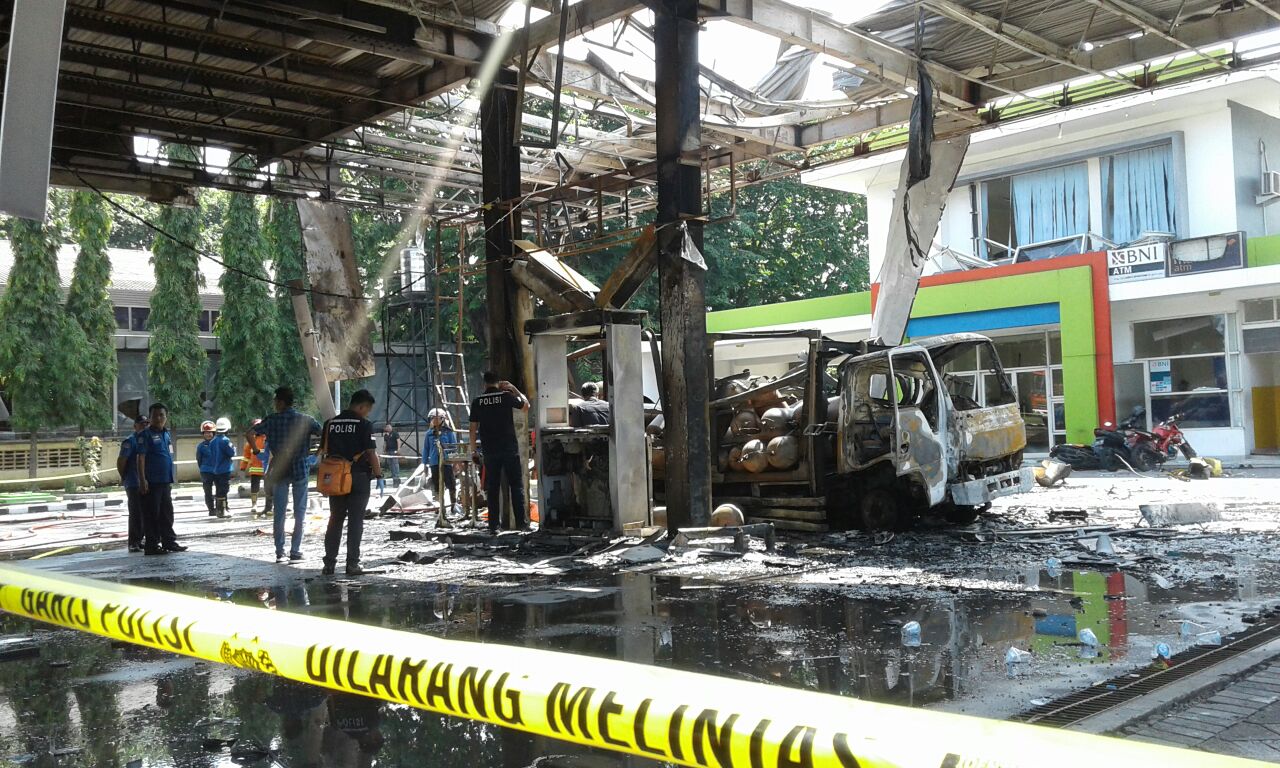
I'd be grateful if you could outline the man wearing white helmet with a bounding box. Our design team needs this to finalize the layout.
[197,418,237,518]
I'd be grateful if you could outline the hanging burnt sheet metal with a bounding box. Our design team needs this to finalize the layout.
[869,134,969,344]
[510,239,600,313]
[295,200,376,382]
[595,225,658,309]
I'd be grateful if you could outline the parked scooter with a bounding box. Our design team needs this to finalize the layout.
[1050,407,1195,472]
[1127,410,1197,471]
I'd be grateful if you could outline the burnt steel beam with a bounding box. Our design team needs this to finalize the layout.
[980,3,1280,99]
[268,62,472,157]
[55,102,279,154]
[62,5,380,88]
[55,72,337,130]
[480,67,529,391]
[60,42,365,107]
[655,0,711,529]
[151,0,485,67]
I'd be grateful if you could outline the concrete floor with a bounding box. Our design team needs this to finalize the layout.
[4,469,1280,764]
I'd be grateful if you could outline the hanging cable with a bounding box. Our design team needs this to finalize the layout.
[61,163,418,303]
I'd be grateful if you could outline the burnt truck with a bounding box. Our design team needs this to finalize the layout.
[651,331,1033,532]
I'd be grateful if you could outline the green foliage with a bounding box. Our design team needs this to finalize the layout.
[106,194,161,249]
[555,175,869,322]
[0,218,91,432]
[351,204,406,292]
[264,198,311,403]
[215,172,281,429]
[66,191,118,430]
[702,176,869,307]
[147,144,208,428]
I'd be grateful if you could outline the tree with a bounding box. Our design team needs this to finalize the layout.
[66,191,118,430]
[147,144,208,428]
[0,218,91,439]
[702,177,869,308]
[106,194,161,249]
[264,198,311,402]
[214,169,280,428]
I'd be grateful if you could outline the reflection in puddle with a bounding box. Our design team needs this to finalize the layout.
[0,565,1267,765]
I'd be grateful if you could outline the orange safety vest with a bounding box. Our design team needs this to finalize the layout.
[242,435,266,475]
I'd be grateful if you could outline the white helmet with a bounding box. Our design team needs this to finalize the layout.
[215,417,232,433]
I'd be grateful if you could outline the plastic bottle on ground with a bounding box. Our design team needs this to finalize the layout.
[1045,557,1063,577]
[1196,630,1223,647]
[1078,628,1100,658]
[901,621,921,648]
[1005,647,1032,677]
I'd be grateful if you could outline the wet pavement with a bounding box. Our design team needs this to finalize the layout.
[3,550,1278,766]
[4,470,1280,765]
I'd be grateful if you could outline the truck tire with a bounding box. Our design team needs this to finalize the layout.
[859,487,907,532]
[943,502,989,526]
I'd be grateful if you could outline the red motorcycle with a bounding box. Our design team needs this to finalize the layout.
[1126,410,1196,471]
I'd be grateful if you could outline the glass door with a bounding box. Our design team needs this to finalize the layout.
[1113,362,1149,429]
[1013,369,1050,452]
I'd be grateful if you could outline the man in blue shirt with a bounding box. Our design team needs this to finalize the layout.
[197,418,237,518]
[136,403,187,555]
[115,415,148,552]
[254,387,322,563]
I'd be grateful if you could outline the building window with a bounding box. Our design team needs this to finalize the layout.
[115,306,150,332]
[1242,298,1280,354]
[977,162,1089,261]
[1132,314,1232,428]
[1103,144,1178,245]
[198,310,215,333]
[1244,298,1279,325]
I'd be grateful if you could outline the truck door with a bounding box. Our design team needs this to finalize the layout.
[889,348,948,505]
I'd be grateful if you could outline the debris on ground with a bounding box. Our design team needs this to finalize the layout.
[1139,503,1223,526]
[618,545,666,564]
[1034,459,1073,488]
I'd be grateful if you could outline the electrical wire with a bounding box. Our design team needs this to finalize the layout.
[62,163,414,304]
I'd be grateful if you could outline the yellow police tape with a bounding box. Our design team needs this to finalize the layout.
[0,562,1268,768]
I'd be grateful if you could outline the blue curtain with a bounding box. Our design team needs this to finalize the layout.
[1109,145,1177,244]
[1010,163,1089,246]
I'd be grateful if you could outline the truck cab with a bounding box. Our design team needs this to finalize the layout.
[835,333,1033,530]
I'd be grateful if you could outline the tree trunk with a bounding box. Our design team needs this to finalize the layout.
[28,432,37,479]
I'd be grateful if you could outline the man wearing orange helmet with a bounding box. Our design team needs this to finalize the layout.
[241,418,270,517]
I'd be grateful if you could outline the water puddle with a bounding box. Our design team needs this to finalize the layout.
[1,562,1274,766]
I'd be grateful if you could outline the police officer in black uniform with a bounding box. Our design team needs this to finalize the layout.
[469,371,530,532]
[321,389,381,576]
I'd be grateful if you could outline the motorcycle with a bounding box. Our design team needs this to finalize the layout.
[1127,410,1197,471]
[1050,407,1195,472]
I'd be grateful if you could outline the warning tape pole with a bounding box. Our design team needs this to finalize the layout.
[0,563,1267,768]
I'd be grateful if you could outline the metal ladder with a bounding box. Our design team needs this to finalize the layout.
[433,350,470,429]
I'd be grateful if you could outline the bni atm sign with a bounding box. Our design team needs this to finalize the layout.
[1107,243,1167,284]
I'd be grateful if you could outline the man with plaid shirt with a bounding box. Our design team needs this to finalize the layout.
[253,386,322,563]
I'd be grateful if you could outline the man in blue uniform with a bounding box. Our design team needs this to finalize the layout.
[321,389,381,576]
[254,387,322,563]
[136,403,187,555]
[468,371,530,533]
[197,418,237,518]
[116,414,148,552]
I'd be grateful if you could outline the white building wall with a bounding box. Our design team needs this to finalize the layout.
[810,75,1280,281]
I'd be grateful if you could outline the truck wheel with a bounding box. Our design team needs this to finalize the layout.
[943,503,988,525]
[859,487,906,532]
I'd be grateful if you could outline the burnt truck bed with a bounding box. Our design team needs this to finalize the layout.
[651,331,1031,531]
